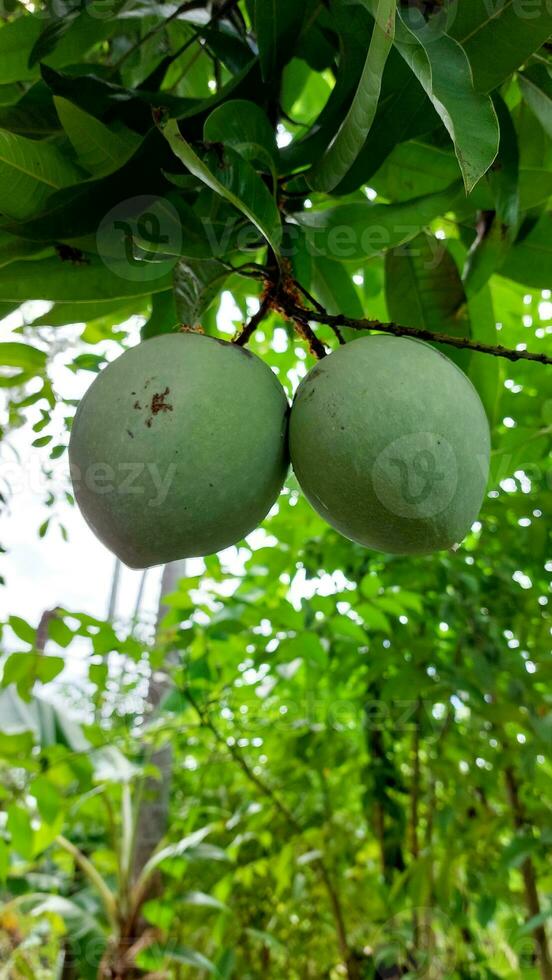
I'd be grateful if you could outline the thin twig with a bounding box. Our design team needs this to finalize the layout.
[283,304,328,359]
[227,265,550,365]
[284,301,552,366]
[292,277,346,344]
[233,292,273,347]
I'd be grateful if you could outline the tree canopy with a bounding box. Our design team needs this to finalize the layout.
[0,0,551,978]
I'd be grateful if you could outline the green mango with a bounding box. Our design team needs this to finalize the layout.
[289,336,490,555]
[69,333,289,568]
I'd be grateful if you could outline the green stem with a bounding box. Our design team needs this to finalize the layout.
[56,835,118,930]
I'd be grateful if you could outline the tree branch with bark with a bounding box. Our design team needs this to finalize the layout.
[232,265,552,365]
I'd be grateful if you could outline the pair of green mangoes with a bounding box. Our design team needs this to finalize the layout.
[69,332,490,568]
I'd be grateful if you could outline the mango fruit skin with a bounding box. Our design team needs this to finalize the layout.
[69,333,289,568]
[289,336,490,555]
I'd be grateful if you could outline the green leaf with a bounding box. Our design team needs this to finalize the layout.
[173,258,229,327]
[28,13,80,69]
[33,436,52,451]
[501,212,552,288]
[30,298,138,328]
[450,0,552,93]
[0,19,42,85]
[358,603,391,633]
[465,284,500,425]
[0,256,173,302]
[180,890,228,911]
[47,616,73,648]
[254,0,306,81]
[463,97,519,296]
[8,615,37,645]
[385,232,471,369]
[140,826,229,882]
[0,230,51,269]
[204,99,278,169]
[30,776,62,824]
[309,0,395,192]
[138,943,219,975]
[89,662,108,691]
[0,730,35,760]
[162,119,282,256]
[54,96,140,177]
[132,195,217,260]
[1,129,167,242]
[0,128,82,220]
[393,11,499,192]
[2,652,64,700]
[519,65,552,139]
[0,92,60,140]
[142,290,178,340]
[296,182,462,262]
[0,838,8,880]
[7,804,34,860]
[311,256,364,319]
[332,48,433,196]
[0,344,46,373]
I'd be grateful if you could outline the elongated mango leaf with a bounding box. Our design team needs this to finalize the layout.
[394,11,499,192]
[0,19,42,85]
[162,118,282,255]
[54,96,140,177]
[0,128,170,243]
[296,182,462,262]
[332,48,433,196]
[519,65,552,139]
[0,128,82,220]
[0,256,173,302]
[463,96,519,296]
[0,84,60,138]
[254,0,306,81]
[0,13,114,85]
[0,343,46,374]
[0,231,51,268]
[373,138,552,213]
[309,0,395,192]
[29,298,139,328]
[279,2,375,173]
[28,12,79,69]
[450,0,552,93]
